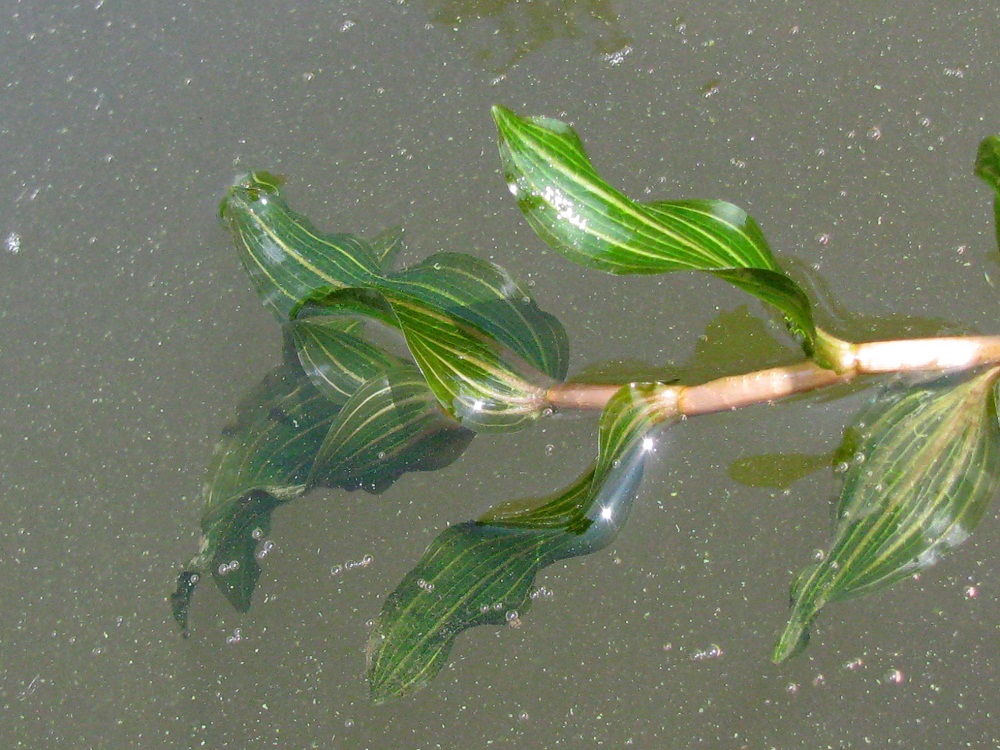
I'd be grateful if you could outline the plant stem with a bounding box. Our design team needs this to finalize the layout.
[544,334,1000,416]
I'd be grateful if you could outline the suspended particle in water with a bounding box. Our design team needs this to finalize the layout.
[963,584,979,599]
[883,668,905,685]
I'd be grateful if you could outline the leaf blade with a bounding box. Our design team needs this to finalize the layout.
[774,367,1000,662]
[366,382,678,699]
[492,105,817,351]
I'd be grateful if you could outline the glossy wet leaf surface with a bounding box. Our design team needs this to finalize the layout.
[774,367,1000,662]
[366,382,677,700]
[492,105,817,351]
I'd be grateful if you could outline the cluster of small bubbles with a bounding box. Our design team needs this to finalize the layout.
[843,657,865,671]
[867,126,882,140]
[255,540,275,560]
[601,45,632,67]
[883,668,905,685]
[339,19,356,32]
[690,643,723,661]
[218,560,241,575]
[919,115,932,128]
[812,673,826,687]
[416,578,435,592]
[226,628,242,645]
[816,233,831,246]
[331,554,374,576]
[6,232,21,254]
[963,584,979,599]
[517,710,530,722]
[530,586,554,600]
[730,157,747,169]
[943,67,965,78]
[662,642,673,652]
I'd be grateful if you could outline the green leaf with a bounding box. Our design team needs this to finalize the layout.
[774,367,1000,662]
[368,225,405,271]
[975,135,1000,251]
[366,382,677,700]
[290,316,408,404]
[308,287,553,431]
[172,357,337,630]
[728,451,834,489]
[172,345,475,631]
[307,364,475,493]
[382,251,569,380]
[219,171,381,321]
[492,105,817,352]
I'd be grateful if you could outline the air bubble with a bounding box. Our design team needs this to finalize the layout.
[883,668,905,685]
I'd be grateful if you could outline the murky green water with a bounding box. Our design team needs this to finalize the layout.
[2,1,998,747]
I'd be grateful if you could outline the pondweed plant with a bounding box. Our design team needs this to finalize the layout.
[173,107,1000,701]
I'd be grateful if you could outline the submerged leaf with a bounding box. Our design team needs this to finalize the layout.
[975,135,1000,251]
[172,351,475,631]
[172,357,336,628]
[492,105,817,352]
[774,367,1000,662]
[307,364,475,493]
[367,382,678,700]
[728,451,833,489]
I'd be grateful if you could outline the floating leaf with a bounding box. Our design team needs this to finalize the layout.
[308,287,553,431]
[492,105,817,353]
[774,367,1000,662]
[219,171,381,321]
[382,251,569,380]
[367,382,677,700]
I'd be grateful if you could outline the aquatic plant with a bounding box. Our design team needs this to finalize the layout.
[172,109,1000,701]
